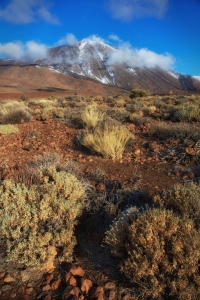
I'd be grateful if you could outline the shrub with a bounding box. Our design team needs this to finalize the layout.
[81,104,105,128]
[41,106,65,120]
[176,105,200,122]
[150,122,200,142]
[129,89,150,99]
[2,107,32,124]
[0,124,19,135]
[114,98,126,108]
[154,182,200,229]
[78,122,133,159]
[105,207,200,299]
[0,167,87,269]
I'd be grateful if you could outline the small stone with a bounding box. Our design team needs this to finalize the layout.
[108,290,116,300]
[44,274,54,285]
[65,273,77,286]
[105,282,116,290]
[0,272,6,279]
[70,266,85,277]
[11,293,17,298]
[42,284,51,292]
[96,183,106,192]
[51,278,61,291]
[134,148,140,156]
[81,279,93,294]
[90,286,104,300]
[4,274,16,283]
[26,287,33,295]
[2,284,12,292]
[185,147,195,156]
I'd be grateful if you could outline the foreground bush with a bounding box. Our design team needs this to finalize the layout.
[154,182,200,229]
[2,107,32,124]
[0,124,19,135]
[129,89,150,99]
[79,122,133,159]
[105,207,200,299]
[0,167,86,270]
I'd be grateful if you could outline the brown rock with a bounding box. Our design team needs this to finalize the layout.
[0,272,6,278]
[65,273,77,286]
[26,287,33,295]
[185,147,195,156]
[42,284,51,292]
[2,284,12,292]
[43,245,57,272]
[51,278,61,291]
[188,171,195,179]
[44,295,52,300]
[70,266,85,277]
[105,282,116,290]
[21,270,31,283]
[62,286,80,300]
[96,183,106,192]
[134,148,140,156]
[81,279,93,294]
[44,274,54,285]
[11,293,17,298]
[90,286,104,300]
[109,290,116,300]
[4,274,16,283]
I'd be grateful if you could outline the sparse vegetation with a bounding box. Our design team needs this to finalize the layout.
[80,104,105,128]
[78,122,133,159]
[0,167,87,269]
[129,89,150,99]
[105,207,200,299]
[0,124,19,135]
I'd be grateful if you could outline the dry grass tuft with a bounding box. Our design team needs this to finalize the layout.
[81,104,105,128]
[79,122,133,159]
[0,124,19,135]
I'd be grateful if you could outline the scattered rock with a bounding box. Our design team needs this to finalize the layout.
[42,284,51,292]
[90,286,104,300]
[65,273,77,286]
[108,290,116,300]
[185,146,195,156]
[51,278,61,291]
[26,287,33,295]
[4,273,16,283]
[105,282,116,290]
[0,272,6,279]
[81,279,93,294]
[70,266,85,277]
[21,270,31,283]
[2,284,12,292]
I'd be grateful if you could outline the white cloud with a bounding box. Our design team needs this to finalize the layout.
[0,41,48,60]
[108,34,122,42]
[107,0,168,21]
[0,0,60,24]
[57,33,78,46]
[107,47,175,70]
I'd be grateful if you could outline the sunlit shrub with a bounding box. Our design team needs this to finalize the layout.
[105,207,200,299]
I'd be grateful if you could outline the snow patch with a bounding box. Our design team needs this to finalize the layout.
[167,70,179,79]
[127,67,137,75]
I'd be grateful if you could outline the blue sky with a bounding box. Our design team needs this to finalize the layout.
[0,0,199,75]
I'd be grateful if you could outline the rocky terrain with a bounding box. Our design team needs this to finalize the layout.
[0,90,200,299]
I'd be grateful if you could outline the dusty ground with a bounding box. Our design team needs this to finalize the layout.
[0,92,200,300]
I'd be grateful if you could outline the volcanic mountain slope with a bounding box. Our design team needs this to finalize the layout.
[0,39,199,95]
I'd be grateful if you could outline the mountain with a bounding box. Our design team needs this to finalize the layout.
[0,39,200,96]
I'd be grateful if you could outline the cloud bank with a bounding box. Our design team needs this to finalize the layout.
[0,34,175,70]
[107,0,168,21]
[0,41,48,60]
[107,47,175,70]
[0,0,60,24]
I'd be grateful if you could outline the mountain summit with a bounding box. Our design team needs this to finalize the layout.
[0,39,200,93]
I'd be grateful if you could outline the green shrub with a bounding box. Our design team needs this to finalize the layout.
[105,207,200,299]
[78,122,133,159]
[154,182,200,229]
[81,104,105,128]
[0,124,19,135]
[129,89,150,99]
[176,105,200,122]
[0,167,87,269]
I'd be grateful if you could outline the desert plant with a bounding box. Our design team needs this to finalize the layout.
[150,122,200,142]
[2,107,32,124]
[129,89,150,99]
[0,167,87,269]
[78,122,133,159]
[0,124,19,135]
[41,106,65,120]
[154,182,200,229]
[81,104,105,128]
[176,105,200,122]
[105,207,200,299]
